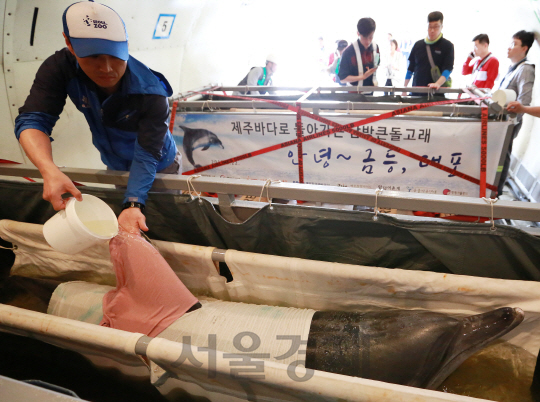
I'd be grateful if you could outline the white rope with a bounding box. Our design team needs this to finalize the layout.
[0,244,16,250]
[373,188,383,221]
[357,84,361,94]
[258,179,282,209]
[347,101,351,114]
[186,175,202,201]
[482,197,499,231]
[497,106,504,121]
[252,99,257,114]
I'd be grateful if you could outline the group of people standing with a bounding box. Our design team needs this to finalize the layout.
[238,11,536,194]
[321,11,535,193]
[14,2,538,230]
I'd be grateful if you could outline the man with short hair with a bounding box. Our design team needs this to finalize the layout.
[235,55,278,95]
[15,1,179,233]
[338,17,380,87]
[462,34,499,89]
[496,30,535,194]
[404,11,454,94]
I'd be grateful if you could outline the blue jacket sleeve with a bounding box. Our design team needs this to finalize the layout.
[14,112,60,140]
[123,140,159,204]
[123,95,171,205]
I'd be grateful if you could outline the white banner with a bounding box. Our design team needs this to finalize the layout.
[172,113,512,197]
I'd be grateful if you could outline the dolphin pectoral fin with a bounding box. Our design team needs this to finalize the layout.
[202,145,210,151]
[425,307,525,389]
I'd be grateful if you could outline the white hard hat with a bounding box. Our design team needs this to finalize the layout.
[266,53,279,64]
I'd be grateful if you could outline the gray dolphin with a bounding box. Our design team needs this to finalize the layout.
[306,307,524,389]
[2,275,525,392]
[178,125,224,168]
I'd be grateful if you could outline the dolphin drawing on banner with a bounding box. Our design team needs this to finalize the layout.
[178,125,225,168]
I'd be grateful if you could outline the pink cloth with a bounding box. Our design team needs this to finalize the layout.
[100,230,199,337]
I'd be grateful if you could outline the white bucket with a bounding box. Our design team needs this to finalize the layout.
[492,89,517,107]
[43,194,119,254]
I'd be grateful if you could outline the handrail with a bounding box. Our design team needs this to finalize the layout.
[1,164,539,222]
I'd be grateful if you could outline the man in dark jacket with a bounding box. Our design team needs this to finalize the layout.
[403,11,454,94]
[338,17,380,87]
[15,1,179,233]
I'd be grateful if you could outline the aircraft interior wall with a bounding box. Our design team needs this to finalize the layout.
[0,0,189,170]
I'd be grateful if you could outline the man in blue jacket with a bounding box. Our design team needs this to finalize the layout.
[15,1,179,233]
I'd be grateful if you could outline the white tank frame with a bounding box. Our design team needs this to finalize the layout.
[1,164,539,230]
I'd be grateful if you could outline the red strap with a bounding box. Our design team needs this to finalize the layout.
[182,92,496,192]
[480,107,488,197]
[296,102,304,183]
[168,100,179,133]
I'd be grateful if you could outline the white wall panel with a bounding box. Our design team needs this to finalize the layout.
[0,0,25,163]
[4,0,187,170]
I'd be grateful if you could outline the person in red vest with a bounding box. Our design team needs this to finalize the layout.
[462,34,499,89]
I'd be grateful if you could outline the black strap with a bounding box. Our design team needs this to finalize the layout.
[474,53,492,73]
[500,58,527,87]
[186,302,202,313]
[425,44,436,69]
[121,201,145,213]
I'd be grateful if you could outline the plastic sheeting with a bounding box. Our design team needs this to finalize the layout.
[49,281,111,325]
[2,180,540,281]
[0,304,492,402]
[50,282,314,368]
[2,219,540,353]
[0,220,228,298]
[2,220,540,401]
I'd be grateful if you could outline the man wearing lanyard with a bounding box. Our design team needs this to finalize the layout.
[235,54,278,95]
[496,30,535,195]
[338,17,380,88]
[403,11,454,95]
[15,1,180,233]
[462,34,499,89]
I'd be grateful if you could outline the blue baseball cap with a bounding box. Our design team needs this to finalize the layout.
[62,1,129,61]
